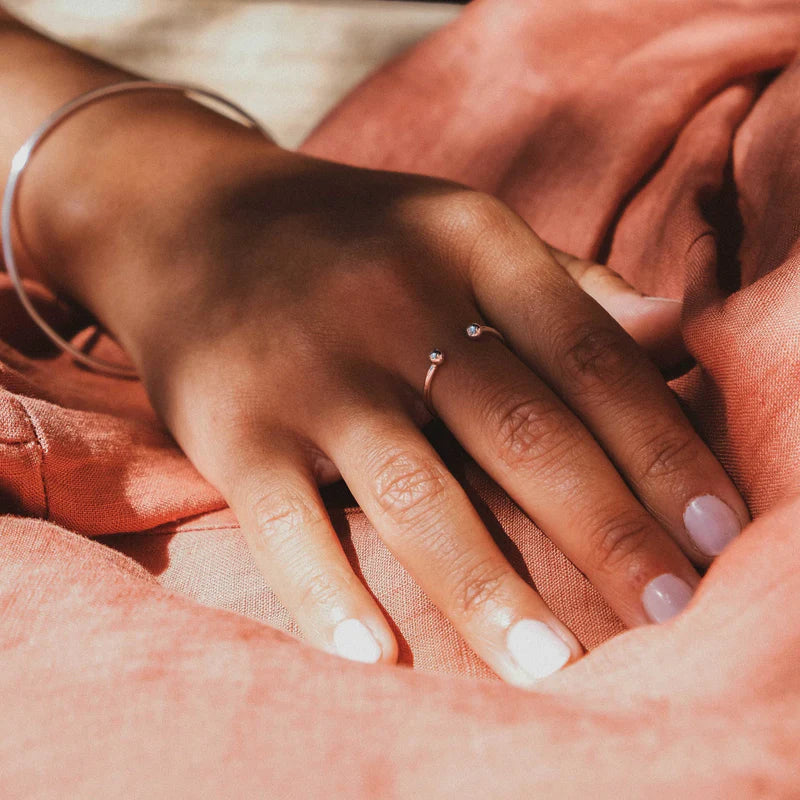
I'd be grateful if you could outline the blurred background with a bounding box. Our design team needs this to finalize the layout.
[2,1,465,147]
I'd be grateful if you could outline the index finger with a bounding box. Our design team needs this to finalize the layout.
[468,213,749,564]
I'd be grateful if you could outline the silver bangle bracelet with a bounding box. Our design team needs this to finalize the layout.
[1,80,275,378]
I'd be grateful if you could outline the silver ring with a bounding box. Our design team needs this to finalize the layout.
[423,348,444,416]
[423,322,505,417]
[465,322,505,343]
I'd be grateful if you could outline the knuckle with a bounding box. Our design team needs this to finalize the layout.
[486,390,575,475]
[438,192,517,274]
[450,559,509,620]
[634,428,701,482]
[370,448,450,530]
[248,487,322,547]
[562,324,637,394]
[587,508,653,573]
[441,190,510,235]
[295,569,346,618]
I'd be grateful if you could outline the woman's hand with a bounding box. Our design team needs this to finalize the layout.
[23,96,749,687]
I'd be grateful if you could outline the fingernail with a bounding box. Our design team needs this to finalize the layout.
[333,618,382,663]
[683,495,742,557]
[506,619,572,680]
[642,574,694,623]
[643,296,681,304]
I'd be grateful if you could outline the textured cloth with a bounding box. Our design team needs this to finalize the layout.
[2,0,800,795]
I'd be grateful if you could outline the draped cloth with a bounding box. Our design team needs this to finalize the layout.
[2,0,800,794]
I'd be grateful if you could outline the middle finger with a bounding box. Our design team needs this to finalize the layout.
[423,327,701,627]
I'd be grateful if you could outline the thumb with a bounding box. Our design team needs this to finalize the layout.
[546,245,688,372]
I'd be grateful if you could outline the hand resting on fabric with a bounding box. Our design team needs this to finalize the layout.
[0,12,749,688]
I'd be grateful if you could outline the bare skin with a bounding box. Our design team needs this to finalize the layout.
[0,9,749,685]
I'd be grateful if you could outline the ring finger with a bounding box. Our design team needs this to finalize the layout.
[316,398,584,688]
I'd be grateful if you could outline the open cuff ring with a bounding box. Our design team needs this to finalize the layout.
[423,323,506,416]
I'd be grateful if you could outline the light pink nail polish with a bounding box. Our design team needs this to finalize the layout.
[642,574,694,623]
[506,619,572,680]
[333,619,382,663]
[683,495,742,557]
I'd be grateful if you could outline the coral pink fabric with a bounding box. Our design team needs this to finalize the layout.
[2,0,800,794]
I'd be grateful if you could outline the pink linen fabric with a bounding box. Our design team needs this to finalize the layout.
[2,0,800,794]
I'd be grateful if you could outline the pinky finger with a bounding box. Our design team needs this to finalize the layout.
[225,441,398,666]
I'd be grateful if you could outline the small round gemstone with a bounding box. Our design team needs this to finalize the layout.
[466,324,481,338]
[429,349,443,364]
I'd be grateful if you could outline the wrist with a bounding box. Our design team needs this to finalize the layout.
[15,87,280,355]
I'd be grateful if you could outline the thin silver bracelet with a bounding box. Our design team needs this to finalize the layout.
[1,80,275,378]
